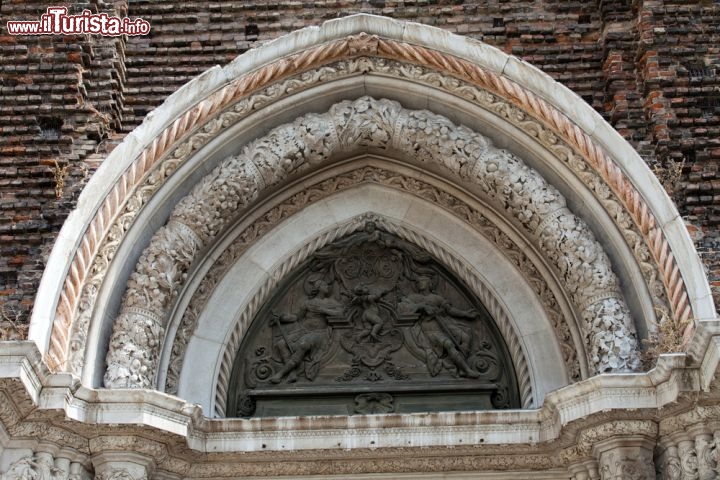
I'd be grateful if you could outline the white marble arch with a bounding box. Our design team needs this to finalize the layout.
[175,183,568,415]
[101,94,644,394]
[28,13,714,389]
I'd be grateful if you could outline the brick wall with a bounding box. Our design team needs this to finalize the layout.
[1,0,718,335]
[642,1,720,304]
[0,0,127,334]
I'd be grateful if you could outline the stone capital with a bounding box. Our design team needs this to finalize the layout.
[92,452,155,480]
[592,431,657,480]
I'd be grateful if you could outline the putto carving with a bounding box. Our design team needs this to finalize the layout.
[105,96,640,389]
[227,223,519,417]
[400,277,485,379]
[267,278,342,384]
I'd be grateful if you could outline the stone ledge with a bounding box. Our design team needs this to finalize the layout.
[2,315,719,455]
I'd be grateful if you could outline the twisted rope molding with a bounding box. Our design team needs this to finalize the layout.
[48,33,691,371]
[212,214,534,417]
[67,57,656,382]
[377,39,691,331]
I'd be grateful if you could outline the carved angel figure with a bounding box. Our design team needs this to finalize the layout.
[400,277,481,378]
[269,279,343,383]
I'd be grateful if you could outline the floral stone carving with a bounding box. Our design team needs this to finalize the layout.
[104,97,640,390]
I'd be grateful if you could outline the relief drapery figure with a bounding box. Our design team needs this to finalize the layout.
[229,221,519,416]
[270,278,343,383]
[401,277,481,378]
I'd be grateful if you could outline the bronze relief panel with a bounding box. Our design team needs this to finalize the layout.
[227,222,520,417]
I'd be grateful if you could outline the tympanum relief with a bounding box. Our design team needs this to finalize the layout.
[227,222,519,417]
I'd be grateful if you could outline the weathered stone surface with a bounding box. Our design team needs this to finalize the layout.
[105,97,640,390]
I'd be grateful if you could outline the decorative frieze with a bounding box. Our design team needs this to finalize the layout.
[2,339,720,478]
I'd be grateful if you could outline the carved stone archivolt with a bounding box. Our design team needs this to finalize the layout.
[165,166,576,403]
[104,97,639,390]
[43,21,690,386]
[227,222,520,417]
[73,56,666,380]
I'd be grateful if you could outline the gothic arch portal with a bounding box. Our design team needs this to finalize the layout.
[32,11,713,398]
[15,13,719,477]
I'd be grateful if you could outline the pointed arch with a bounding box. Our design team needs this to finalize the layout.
[29,15,713,399]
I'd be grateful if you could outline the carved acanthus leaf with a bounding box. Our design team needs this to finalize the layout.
[106,96,640,389]
[60,51,674,380]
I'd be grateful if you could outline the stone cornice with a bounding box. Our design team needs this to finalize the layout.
[2,319,719,465]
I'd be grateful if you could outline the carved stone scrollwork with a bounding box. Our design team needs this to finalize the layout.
[226,222,519,417]
[105,96,640,389]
